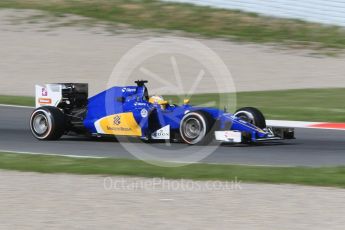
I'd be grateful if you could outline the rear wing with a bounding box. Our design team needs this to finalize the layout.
[35,84,63,108]
[35,83,88,108]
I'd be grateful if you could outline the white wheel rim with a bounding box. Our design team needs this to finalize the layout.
[234,111,255,125]
[33,114,48,135]
[30,109,53,139]
[180,112,207,144]
[184,118,202,139]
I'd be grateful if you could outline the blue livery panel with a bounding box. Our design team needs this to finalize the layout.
[83,83,270,141]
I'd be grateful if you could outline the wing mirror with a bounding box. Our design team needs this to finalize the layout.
[160,100,169,105]
[183,99,190,105]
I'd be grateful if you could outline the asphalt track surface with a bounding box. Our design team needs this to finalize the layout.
[1,105,345,167]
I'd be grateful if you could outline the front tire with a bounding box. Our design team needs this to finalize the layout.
[180,111,214,145]
[234,107,266,129]
[30,106,65,140]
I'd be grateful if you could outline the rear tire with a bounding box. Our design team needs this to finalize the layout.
[30,106,65,140]
[235,107,266,129]
[180,111,214,145]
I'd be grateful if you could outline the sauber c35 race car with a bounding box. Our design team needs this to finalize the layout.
[30,81,294,145]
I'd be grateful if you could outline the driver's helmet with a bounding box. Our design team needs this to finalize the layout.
[149,95,166,109]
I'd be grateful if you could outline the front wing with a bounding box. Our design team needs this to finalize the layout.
[214,127,295,143]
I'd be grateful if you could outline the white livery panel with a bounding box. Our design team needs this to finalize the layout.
[35,84,63,108]
[215,130,242,143]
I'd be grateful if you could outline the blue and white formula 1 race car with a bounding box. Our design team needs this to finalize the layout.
[30,81,294,145]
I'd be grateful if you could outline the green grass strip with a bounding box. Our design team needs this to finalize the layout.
[1,152,345,188]
[1,0,345,49]
[0,95,34,107]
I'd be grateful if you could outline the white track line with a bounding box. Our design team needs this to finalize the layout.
[267,120,345,131]
[267,120,318,127]
[0,150,105,159]
[0,104,34,109]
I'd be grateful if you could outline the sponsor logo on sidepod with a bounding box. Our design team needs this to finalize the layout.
[113,115,121,125]
[151,125,170,139]
[107,115,131,132]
